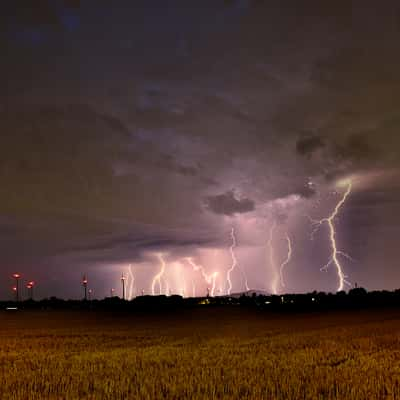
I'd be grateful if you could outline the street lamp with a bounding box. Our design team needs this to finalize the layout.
[12,273,21,302]
[111,288,115,297]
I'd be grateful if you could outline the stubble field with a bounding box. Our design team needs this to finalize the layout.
[1,306,400,399]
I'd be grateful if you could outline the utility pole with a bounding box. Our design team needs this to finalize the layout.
[121,273,126,300]
[12,273,21,302]
[27,281,35,300]
[82,274,88,301]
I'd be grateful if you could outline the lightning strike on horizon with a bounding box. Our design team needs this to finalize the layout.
[309,180,353,291]
[226,227,249,295]
[279,234,292,288]
[239,266,250,292]
[151,253,166,295]
[181,277,186,297]
[128,264,135,299]
[185,257,218,297]
[208,273,218,297]
[191,278,196,297]
[268,221,279,295]
[226,227,237,295]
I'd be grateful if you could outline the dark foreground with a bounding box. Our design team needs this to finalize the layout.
[1,307,400,399]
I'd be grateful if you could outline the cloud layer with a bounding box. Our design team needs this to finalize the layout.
[1,1,400,297]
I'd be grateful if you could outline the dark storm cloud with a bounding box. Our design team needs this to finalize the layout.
[294,184,316,199]
[154,154,199,177]
[21,103,130,136]
[1,0,81,28]
[333,133,379,164]
[0,101,200,182]
[265,181,316,203]
[297,132,383,183]
[2,1,400,297]
[64,230,214,260]
[296,135,325,158]
[204,191,255,216]
[0,102,129,180]
[295,131,381,183]
[1,1,59,28]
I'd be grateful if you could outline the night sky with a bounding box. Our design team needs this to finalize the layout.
[1,1,400,299]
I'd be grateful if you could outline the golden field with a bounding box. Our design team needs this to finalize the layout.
[1,307,400,399]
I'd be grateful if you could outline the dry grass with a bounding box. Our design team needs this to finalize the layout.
[1,307,400,399]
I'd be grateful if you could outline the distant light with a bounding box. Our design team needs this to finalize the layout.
[312,297,315,302]
[12,273,21,279]
[6,307,18,311]
[265,301,271,304]
[12,286,17,292]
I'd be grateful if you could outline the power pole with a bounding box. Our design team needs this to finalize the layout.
[12,273,21,302]
[27,281,35,300]
[82,274,88,301]
[121,273,126,300]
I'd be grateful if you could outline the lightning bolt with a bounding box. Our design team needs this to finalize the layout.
[151,253,166,295]
[239,266,250,293]
[279,234,292,289]
[165,280,170,296]
[268,221,279,295]
[191,278,196,298]
[208,273,218,297]
[181,277,186,297]
[185,257,218,297]
[128,264,135,299]
[226,227,249,295]
[226,227,237,295]
[309,180,352,291]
